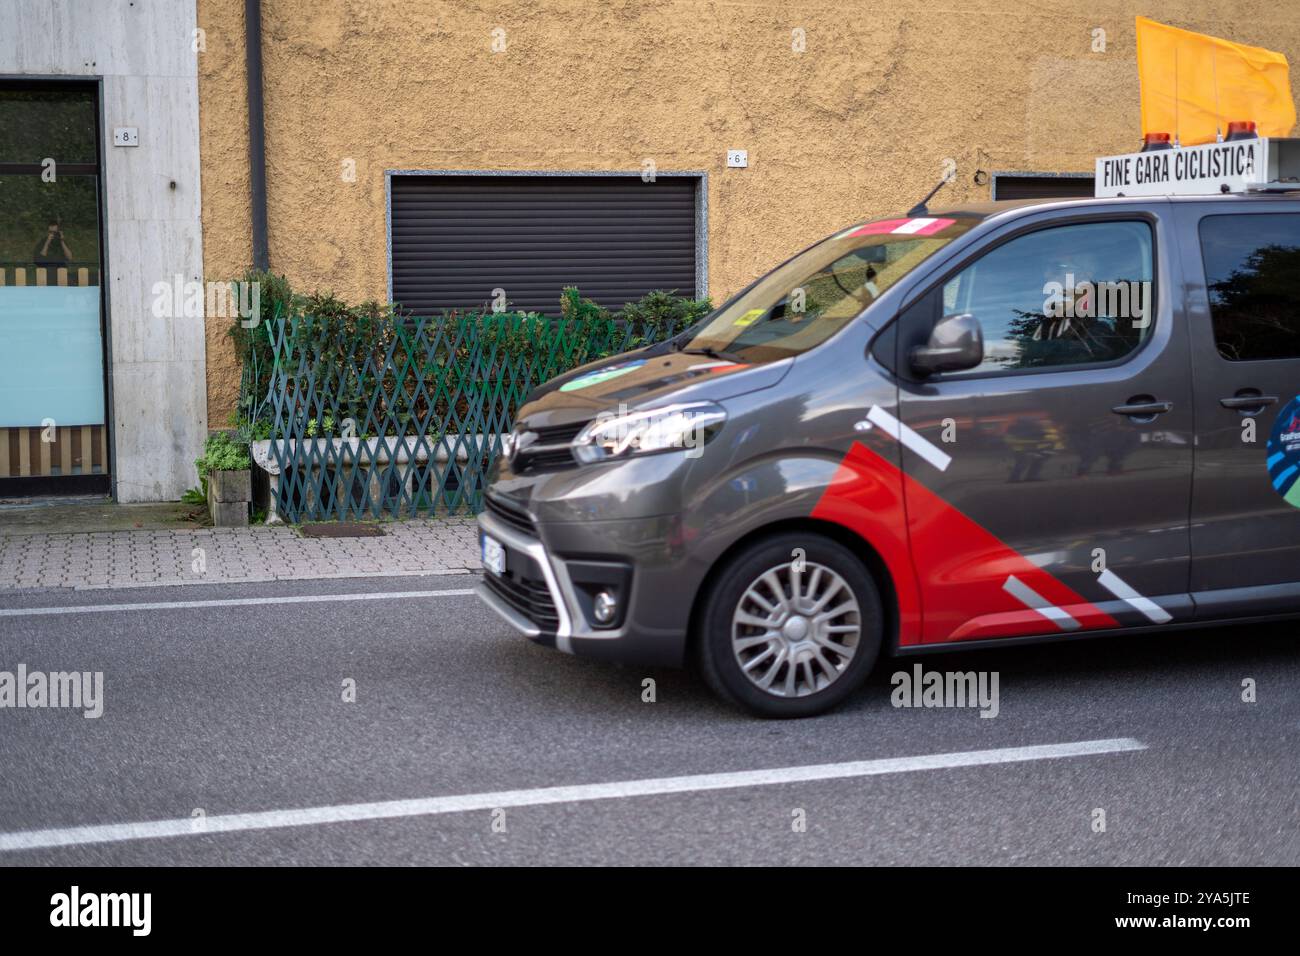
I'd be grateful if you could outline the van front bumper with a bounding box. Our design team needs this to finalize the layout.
[474,502,695,668]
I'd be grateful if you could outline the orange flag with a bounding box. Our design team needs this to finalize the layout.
[1136,16,1296,145]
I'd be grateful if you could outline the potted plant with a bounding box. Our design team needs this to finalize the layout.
[197,431,253,527]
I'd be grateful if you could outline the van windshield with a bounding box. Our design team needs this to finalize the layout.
[677,216,979,363]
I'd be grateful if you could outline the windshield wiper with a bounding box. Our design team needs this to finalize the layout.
[666,330,698,352]
[679,346,745,363]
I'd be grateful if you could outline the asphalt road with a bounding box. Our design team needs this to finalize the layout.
[0,574,1296,865]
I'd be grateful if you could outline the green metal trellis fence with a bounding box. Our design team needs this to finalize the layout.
[259,311,684,522]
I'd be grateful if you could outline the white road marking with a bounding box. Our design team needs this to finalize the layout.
[864,405,952,471]
[0,588,476,619]
[0,738,1146,852]
[1002,575,1082,631]
[1097,570,1172,624]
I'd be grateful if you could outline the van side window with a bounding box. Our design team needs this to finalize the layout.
[940,221,1154,375]
[1198,213,1300,362]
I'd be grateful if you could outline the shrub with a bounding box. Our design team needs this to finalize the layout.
[195,431,251,485]
[620,288,713,346]
[225,278,712,444]
[225,269,293,439]
[560,286,612,325]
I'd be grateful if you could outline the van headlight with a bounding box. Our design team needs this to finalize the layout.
[572,402,727,464]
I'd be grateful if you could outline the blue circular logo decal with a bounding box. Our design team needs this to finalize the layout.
[1267,394,1300,509]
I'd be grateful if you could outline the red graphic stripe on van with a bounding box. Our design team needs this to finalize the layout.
[812,441,1118,645]
[810,442,924,645]
[846,217,956,238]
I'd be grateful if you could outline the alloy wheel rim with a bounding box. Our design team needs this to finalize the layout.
[730,560,861,698]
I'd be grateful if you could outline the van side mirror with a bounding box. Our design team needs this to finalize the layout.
[909,312,983,375]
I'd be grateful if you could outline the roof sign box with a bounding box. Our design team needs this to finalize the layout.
[1095,137,1300,197]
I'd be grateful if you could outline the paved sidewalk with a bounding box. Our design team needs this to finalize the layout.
[0,518,481,591]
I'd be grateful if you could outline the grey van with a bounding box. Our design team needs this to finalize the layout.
[476,192,1300,716]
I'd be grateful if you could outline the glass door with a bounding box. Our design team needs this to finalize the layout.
[0,82,108,495]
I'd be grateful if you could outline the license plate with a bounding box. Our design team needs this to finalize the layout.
[482,534,506,576]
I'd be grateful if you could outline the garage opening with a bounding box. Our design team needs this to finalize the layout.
[991,172,1096,201]
[389,173,703,317]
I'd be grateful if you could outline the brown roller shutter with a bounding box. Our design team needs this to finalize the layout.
[390,175,699,316]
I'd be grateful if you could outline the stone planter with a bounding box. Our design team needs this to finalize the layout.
[250,434,503,523]
[208,468,252,527]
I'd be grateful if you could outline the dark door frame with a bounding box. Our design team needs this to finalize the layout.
[0,75,112,498]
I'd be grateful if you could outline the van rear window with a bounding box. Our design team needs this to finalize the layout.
[1199,214,1300,362]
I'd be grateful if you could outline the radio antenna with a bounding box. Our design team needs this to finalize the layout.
[907,176,951,216]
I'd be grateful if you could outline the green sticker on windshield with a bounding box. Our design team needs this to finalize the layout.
[733,308,765,328]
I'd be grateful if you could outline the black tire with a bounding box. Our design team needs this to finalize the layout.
[696,531,884,718]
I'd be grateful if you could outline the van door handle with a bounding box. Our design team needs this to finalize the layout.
[1220,393,1277,413]
[1112,399,1173,418]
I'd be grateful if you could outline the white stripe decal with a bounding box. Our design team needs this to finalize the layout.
[1002,575,1081,631]
[0,739,1146,852]
[0,589,477,619]
[1097,570,1172,624]
[865,405,952,471]
[892,217,937,234]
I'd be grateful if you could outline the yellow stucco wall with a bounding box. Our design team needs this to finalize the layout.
[197,0,1300,426]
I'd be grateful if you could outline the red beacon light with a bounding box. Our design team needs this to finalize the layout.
[1140,131,1173,152]
[1225,120,1258,141]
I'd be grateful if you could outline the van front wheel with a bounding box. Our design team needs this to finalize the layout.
[696,532,883,717]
